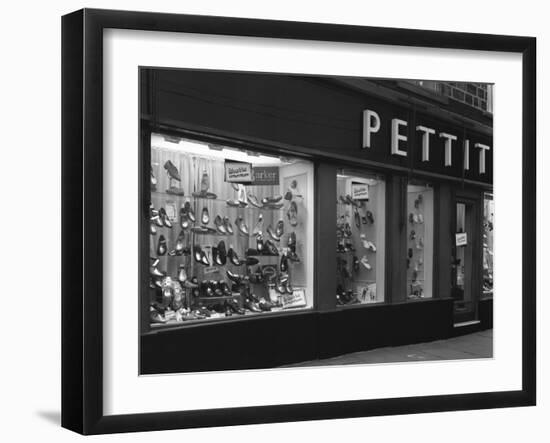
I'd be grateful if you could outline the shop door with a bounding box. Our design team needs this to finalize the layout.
[452,201,477,322]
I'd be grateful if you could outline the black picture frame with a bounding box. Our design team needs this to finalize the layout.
[61,8,536,435]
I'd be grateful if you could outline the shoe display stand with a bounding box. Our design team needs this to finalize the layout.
[148,149,310,327]
[335,174,385,306]
[406,185,434,300]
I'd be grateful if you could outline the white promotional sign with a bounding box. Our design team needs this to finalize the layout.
[225,162,252,182]
[351,183,369,200]
[456,232,468,246]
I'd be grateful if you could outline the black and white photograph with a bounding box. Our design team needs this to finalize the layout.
[141,69,494,374]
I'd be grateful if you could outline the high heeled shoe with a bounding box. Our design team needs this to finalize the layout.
[227,246,243,266]
[157,235,167,256]
[226,270,242,284]
[266,225,280,242]
[252,213,264,235]
[200,250,210,266]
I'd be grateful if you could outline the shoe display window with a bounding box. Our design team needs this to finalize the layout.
[482,192,494,299]
[406,181,434,300]
[148,133,314,326]
[335,170,386,306]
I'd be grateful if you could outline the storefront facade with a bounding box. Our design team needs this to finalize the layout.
[140,69,493,374]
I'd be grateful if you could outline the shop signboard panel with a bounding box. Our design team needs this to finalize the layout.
[155,69,492,184]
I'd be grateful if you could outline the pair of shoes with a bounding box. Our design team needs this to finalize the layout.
[276,276,294,294]
[214,215,231,235]
[151,206,172,228]
[193,245,210,266]
[180,201,196,229]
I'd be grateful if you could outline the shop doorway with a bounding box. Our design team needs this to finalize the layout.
[452,201,477,323]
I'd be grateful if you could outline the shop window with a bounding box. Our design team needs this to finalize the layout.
[482,193,494,298]
[335,170,386,305]
[406,182,434,300]
[148,133,314,326]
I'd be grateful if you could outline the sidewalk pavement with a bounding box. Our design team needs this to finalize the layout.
[286,329,493,367]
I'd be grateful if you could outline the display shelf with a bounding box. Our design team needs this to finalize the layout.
[150,305,308,329]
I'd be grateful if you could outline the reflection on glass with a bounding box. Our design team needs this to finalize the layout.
[406,182,434,299]
[148,133,314,327]
[335,170,385,306]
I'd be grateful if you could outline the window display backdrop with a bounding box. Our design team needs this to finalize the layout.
[149,134,314,326]
[336,172,385,304]
[406,183,434,299]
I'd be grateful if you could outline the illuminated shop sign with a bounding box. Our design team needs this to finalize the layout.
[362,109,491,175]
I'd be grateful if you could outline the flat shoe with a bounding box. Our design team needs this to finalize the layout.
[201,207,210,225]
